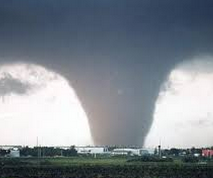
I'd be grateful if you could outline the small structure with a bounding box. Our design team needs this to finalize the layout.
[194,153,200,157]
[202,149,213,158]
[9,149,20,158]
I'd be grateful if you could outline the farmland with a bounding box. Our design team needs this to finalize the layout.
[0,157,213,178]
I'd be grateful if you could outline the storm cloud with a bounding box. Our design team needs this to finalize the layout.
[0,0,213,145]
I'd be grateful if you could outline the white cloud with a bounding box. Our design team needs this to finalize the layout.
[145,57,213,148]
[0,63,93,146]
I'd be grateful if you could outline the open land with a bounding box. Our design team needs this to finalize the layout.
[0,157,213,178]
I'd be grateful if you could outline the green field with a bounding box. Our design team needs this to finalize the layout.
[0,157,213,178]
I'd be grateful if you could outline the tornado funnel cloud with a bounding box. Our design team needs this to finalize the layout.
[1,0,213,146]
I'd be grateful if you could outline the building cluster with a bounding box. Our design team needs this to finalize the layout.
[0,145,213,159]
[0,145,154,158]
[75,146,154,156]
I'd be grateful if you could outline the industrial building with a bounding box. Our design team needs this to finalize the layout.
[9,149,20,158]
[76,146,109,154]
[111,148,153,156]
[202,149,213,157]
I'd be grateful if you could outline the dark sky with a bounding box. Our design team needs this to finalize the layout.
[0,0,213,145]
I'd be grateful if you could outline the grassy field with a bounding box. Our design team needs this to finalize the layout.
[0,156,213,178]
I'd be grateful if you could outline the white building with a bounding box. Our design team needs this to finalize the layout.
[111,148,153,156]
[76,146,109,154]
[9,149,20,158]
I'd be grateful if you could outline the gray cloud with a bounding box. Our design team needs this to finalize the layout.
[0,73,31,96]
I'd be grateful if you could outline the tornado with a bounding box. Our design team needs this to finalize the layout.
[0,0,213,146]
